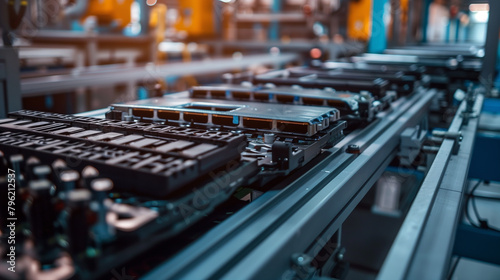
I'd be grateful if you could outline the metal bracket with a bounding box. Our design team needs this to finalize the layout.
[398,125,427,166]
[432,130,462,155]
[0,47,22,117]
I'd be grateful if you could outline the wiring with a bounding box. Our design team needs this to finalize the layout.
[467,180,500,232]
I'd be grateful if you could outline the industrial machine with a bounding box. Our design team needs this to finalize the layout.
[0,43,489,279]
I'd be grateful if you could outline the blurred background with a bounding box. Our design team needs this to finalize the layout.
[0,0,497,113]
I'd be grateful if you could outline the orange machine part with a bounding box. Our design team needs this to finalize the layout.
[175,0,215,37]
[347,0,372,41]
[83,0,134,29]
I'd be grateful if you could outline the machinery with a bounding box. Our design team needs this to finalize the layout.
[0,43,489,279]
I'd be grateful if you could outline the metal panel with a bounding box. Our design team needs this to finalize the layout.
[144,88,437,280]
[0,48,22,117]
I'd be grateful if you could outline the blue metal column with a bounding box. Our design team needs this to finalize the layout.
[468,98,500,182]
[455,18,460,42]
[269,0,282,40]
[138,0,149,35]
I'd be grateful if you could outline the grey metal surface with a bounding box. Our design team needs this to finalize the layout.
[353,53,482,70]
[405,94,483,280]
[405,0,415,44]
[204,40,365,60]
[378,94,484,280]
[384,47,484,58]
[143,88,436,280]
[25,30,153,43]
[20,53,299,96]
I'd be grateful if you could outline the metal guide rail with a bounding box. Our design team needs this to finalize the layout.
[320,61,428,80]
[107,98,341,137]
[352,53,483,70]
[254,69,390,98]
[384,46,484,58]
[378,93,484,280]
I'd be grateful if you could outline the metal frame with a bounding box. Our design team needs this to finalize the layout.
[143,88,437,280]
[378,94,484,280]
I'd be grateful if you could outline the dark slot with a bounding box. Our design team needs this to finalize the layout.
[191,89,207,98]
[213,115,238,126]
[276,95,295,103]
[158,110,180,120]
[327,100,349,110]
[132,108,154,118]
[232,91,251,100]
[184,112,208,123]
[302,98,324,106]
[210,90,226,98]
[277,121,309,134]
[243,118,273,130]
[253,93,269,101]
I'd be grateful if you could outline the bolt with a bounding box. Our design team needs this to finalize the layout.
[336,252,344,261]
[291,253,311,267]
